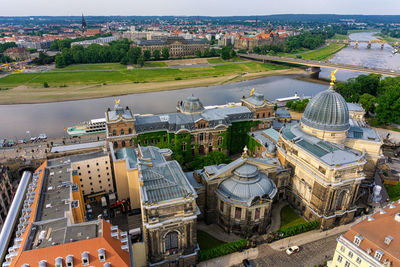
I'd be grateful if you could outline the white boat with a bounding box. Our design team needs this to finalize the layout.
[67,118,107,136]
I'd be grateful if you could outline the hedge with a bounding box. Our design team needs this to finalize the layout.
[278,220,319,237]
[198,239,247,262]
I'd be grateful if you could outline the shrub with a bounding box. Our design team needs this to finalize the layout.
[43,82,49,88]
[278,220,319,237]
[198,239,247,261]
[175,77,182,80]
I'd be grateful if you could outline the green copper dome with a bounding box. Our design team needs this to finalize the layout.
[301,87,350,131]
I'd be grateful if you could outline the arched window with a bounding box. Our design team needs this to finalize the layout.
[165,232,178,253]
[129,140,133,146]
[112,130,116,136]
[122,141,126,147]
[113,142,118,149]
[336,191,346,211]
[128,128,132,134]
[120,129,125,135]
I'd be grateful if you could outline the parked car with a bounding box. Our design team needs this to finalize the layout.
[7,140,15,147]
[30,137,38,142]
[0,139,5,147]
[38,133,47,140]
[286,246,300,255]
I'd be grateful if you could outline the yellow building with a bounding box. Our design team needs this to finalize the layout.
[331,202,400,267]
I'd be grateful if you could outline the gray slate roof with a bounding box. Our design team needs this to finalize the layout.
[281,123,364,166]
[135,106,252,134]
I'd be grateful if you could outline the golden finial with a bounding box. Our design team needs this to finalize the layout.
[114,99,120,105]
[330,69,338,86]
[250,88,255,96]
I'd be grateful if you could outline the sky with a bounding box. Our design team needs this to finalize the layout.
[1,0,399,16]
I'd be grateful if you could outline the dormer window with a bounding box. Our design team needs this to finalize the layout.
[375,250,384,261]
[66,255,73,267]
[384,235,393,245]
[354,234,363,246]
[55,257,63,267]
[39,260,47,267]
[98,248,106,262]
[81,251,89,266]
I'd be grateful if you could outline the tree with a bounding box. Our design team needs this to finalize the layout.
[137,56,145,67]
[55,53,66,68]
[359,93,376,115]
[162,48,169,60]
[375,86,400,125]
[153,49,160,60]
[221,46,235,60]
[143,50,151,61]
[127,46,142,64]
[195,50,202,58]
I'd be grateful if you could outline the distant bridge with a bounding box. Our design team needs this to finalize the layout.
[326,39,399,49]
[238,53,400,78]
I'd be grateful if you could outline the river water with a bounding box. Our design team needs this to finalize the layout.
[0,32,399,140]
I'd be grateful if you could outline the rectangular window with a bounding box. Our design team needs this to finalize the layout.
[235,207,242,219]
[356,257,362,264]
[220,201,224,212]
[344,261,350,267]
[255,208,260,219]
[348,251,353,258]
[337,255,343,263]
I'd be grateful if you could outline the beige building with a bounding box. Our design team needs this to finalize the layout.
[0,166,13,231]
[138,146,199,267]
[132,36,210,58]
[189,147,290,237]
[70,150,114,196]
[277,83,383,229]
[331,202,400,267]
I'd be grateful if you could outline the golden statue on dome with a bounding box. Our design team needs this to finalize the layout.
[330,69,338,86]
[114,99,120,105]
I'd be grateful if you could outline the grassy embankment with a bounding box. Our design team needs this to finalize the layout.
[331,33,349,40]
[0,61,298,104]
[197,230,226,250]
[279,205,306,231]
[207,58,245,64]
[51,61,168,71]
[276,44,346,61]
[374,33,400,43]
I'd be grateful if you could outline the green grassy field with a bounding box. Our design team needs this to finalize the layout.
[197,230,226,250]
[207,57,245,64]
[374,34,400,43]
[348,29,376,34]
[143,61,168,68]
[52,63,127,71]
[0,62,288,88]
[280,205,306,230]
[296,44,346,61]
[331,34,349,40]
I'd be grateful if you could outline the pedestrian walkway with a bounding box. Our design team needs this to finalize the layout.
[197,222,240,243]
[267,200,287,232]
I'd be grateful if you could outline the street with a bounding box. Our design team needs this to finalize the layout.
[247,234,339,267]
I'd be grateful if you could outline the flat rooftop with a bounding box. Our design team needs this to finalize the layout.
[50,141,105,153]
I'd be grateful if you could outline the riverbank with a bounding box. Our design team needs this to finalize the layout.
[0,67,305,105]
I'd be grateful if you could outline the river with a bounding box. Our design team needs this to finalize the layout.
[0,32,399,140]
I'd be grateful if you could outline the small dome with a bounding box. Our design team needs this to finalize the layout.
[177,95,205,114]
[216,164,277,206]
[301,87,350,131]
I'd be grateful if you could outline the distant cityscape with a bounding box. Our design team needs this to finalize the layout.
[0,12,400,267]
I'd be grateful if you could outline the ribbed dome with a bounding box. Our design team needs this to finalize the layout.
[216,164,277,206]
[301,87,350,131]
[177,95,205,114]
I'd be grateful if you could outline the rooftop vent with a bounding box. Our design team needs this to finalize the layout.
[81,251,89,266]
[39,260,47,267]
[380,209,387,214]
[66,255,73,267]
[103,263,111,267]
[384,235,393,245]
[368,216,375,221]
[55,257,63,267]
[98,248,106,262]
[395,213,400,223]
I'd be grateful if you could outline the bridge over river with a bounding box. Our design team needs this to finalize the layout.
[238,53,400,78]
[326,39,399,49]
